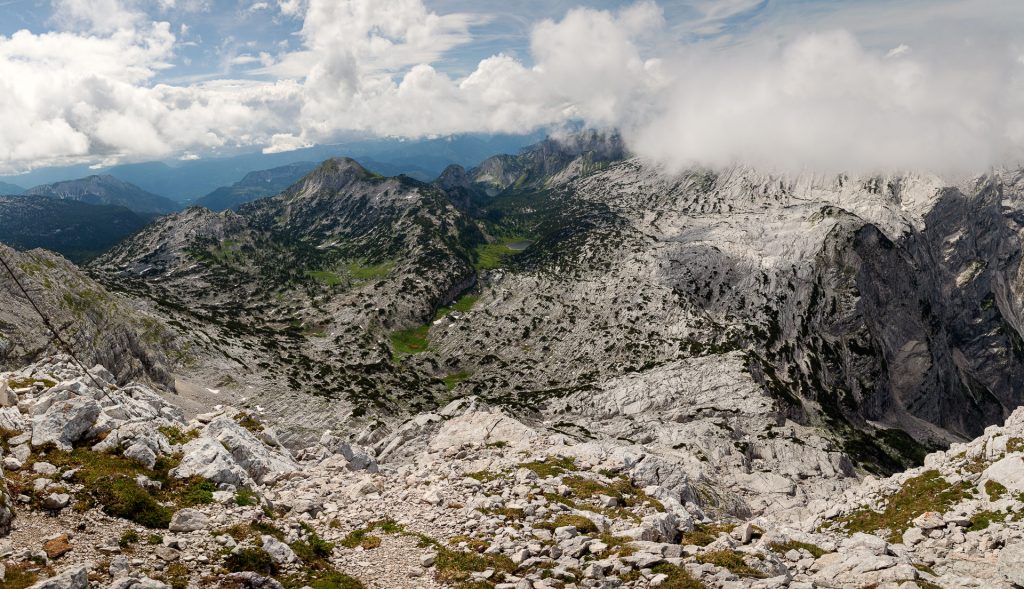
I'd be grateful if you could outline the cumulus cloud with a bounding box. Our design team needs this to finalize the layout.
[3,0,1024,174]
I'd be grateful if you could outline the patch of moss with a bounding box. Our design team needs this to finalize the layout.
[1007,437,1024,453]
[339,527,382,550]
[967,510,1010,532]
[985,480,1008,501]
[834,470,972,542]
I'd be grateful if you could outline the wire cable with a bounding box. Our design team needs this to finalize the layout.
[0,250,118,402]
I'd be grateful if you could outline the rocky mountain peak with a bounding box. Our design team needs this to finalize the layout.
[283,158,378,200]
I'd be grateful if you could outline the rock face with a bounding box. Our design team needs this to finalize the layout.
[0,245,178,388]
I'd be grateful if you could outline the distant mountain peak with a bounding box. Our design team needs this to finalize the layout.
[24,174,178,215]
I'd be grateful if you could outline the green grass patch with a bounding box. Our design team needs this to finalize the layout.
[339,527,382,550]
[538,514,599,535]
[967,510,1010,532]
[390,324,430,355]
[696,550,766,578]
[768,540,829,558]
[442,371,471,390]
[465,469,506,483]
[158,426,199,445]
[434,547,515,586]
[118,530,140,548]
[520,455,577,478]
[281,569,366,589]
[834,470,972,542]
[346,261,394,282]
[649,563,707,589]
[680,523,736,547]
[305,271,344,286]
[235,489,257,506]
[6,376,57,389]
[1007,437,1024,453]
[473,240,526,271]
[180,479,216,507]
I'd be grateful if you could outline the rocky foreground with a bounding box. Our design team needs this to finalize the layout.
[0,357,1023,589]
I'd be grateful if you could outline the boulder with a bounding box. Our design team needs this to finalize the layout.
[998,542,1024,585]
[26,565,88,589]
[204,417,297,484]
[42,535,72,559]
[171,437,250,487]
[317,432,379,473]
[262,535,297,564]
[31,397,101,450]
[0,382,16,407]
[0,407,26,433]
[983,455,1024,493]
[169,508,209,532]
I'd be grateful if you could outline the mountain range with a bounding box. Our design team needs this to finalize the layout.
[0,132,546,203]
[4,133,1024,477]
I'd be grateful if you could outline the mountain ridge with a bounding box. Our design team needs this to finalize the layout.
[24,174,179,215]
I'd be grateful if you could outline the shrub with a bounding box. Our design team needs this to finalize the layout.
[225,548,277,575]
[235,489,257,506]
[95,478,173,529]
[118,530,140,548]
[179,478,216,506]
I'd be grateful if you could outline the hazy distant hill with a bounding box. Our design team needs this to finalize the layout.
[0,195,147,263]
[0,181,23,195]
[24,175,178,215]
[195,162,318,211]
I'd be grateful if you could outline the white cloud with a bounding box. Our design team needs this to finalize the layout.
[2,0,1024,175]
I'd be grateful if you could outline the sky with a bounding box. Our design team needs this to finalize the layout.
[1,0,1023,175]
